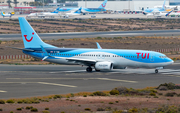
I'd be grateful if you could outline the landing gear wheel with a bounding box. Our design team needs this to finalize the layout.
[155,69,158,73]
[86,67,92,72]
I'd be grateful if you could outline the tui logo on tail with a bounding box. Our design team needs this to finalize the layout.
[101,3,106,8]
[24,32,34,42]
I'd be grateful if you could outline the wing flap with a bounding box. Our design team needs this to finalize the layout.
[66,57,96,62]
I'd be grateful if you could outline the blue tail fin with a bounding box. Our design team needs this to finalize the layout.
[98,0,107,9]
[18,17,56,48]
[74,7,82,14]
[162,0,166,10]
[52,7,60,13]
[165,10,173,16]
[1,12,4,16]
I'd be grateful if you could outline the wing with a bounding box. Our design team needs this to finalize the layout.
[56,57,97,66]
[41,45,96,66]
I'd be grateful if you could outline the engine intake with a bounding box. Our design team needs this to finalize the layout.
[95,62,113,70]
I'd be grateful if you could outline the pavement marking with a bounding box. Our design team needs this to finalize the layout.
[6,78,137,83]
[0,90,7,93]
[96,78,138,83]
[105,33,145,36]
[0,82,36,83]
[38,82,77,87]
[50,70,85,73]
[0,82,77,87]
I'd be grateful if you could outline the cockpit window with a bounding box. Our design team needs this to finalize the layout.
[159,56,167,58]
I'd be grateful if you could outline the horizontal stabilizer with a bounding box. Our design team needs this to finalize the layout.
[42,56,48,61]
[6,46,34,52]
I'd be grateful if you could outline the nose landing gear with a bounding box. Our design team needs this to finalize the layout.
[155,69,158,73]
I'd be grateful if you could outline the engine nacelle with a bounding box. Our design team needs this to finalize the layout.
[95,62,113,70]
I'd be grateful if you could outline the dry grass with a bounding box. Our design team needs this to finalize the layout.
[0,18,180,34]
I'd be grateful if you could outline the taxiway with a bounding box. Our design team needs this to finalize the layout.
[0,30,180,41]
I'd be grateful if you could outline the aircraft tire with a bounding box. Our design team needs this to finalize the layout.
[155,69,158,73]
[86,67,92,72]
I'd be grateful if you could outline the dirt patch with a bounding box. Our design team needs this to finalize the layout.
[0,18,180,34]
[0,93,180,113]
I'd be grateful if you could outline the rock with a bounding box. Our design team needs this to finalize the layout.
[158,86,168,91]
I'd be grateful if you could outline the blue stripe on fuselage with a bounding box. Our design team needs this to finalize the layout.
[82,8,106,12]
[23,48,171,63]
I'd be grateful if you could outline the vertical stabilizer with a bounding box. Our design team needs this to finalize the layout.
[18,17,56,48]
[52,7,60,13]
[162,0,166,10]
[165,10,173,16]
[74,7,82,14]
[98,0,107,9]
[1,12,4,16]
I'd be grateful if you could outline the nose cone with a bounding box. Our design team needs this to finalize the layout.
[166,58,174,65]
[170,59,174,64]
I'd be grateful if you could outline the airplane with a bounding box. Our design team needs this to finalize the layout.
[81,0,107,13]
[58,7,78,12]
[27,7,60,18]
[146,10,173,18]
[166,11,180,17]
[58,0,107,13]
[1,12,14,18]
[143,0,166,15]
[13,17,174,73]
[62,7,82,18]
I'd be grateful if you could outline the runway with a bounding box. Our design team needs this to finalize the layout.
[0,63,180,99]
[0,29,180,41]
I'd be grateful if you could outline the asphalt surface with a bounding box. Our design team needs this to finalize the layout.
[0,63,180,99]
[0,30,180,41]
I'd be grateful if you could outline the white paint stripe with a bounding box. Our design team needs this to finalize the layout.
[6,78,137,83]
[0,82,76,88]
[105,33,145,36]
[0,82,36,83]
[0,90,7,93]
[50,70,85,73]
[97,78,137,83]
[38,82,77,87]
[6,78,85,80]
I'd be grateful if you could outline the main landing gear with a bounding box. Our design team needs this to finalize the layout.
[86,66,92,72]
[155,67,163,73]
[155,69,158,73]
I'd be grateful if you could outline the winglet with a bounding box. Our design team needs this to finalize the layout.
[162,0,166,10]
[96,42,102,49]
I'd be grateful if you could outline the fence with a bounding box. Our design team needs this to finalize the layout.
[0,55,32,60]
[151,48,180,53]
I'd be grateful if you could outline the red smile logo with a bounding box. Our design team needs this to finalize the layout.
[24,32,34,42]
[101,3,106,7]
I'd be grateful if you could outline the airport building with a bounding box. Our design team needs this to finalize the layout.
[170,0,180,5]
[0,0,180,11]
[77,0,170,11]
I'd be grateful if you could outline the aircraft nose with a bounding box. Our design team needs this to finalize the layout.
[171,59,174,64]
[168,58,174,65]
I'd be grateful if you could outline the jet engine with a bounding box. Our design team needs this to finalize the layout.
[95,62,113,70]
